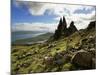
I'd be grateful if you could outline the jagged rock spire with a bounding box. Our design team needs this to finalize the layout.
[68,21,78,34]
[53,17,78,40]
[57,18,63,30]
[69,21,77,30]
[53,17,68,40]
[70,21,74,26]
[63,16,67,28]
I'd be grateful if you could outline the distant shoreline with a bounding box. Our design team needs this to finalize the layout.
[12,32,53,45]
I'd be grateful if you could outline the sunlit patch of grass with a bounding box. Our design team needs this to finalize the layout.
[62,63,73,71]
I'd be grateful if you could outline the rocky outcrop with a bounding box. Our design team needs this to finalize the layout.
[71,50,93,68]
[87,21,96,30]
[54,17,68,39]
[68,21,78,35]
[53,19,96,69]
[53,16,78,40]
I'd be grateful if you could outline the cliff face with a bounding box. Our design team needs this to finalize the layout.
[53,16,78,40]
[87,21,96,30]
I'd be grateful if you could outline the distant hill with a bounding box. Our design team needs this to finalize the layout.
[12,31,43,35]
[13,32,53,44]
[12,31,46,42]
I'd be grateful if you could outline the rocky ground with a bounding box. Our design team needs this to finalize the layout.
[11,17,96,74]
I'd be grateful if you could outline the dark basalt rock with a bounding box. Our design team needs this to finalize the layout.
[87,21,96,30]
[68,21,78,35]
[71,50,93,68]
[53,17,78,40]
[54,17,68,39]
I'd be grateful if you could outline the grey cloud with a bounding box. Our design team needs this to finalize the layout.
[14,1,96,30]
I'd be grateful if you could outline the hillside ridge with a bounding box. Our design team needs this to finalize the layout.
[11,17,96,74]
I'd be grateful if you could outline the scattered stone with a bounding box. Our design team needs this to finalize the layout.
[26,52,32,56]
[53,51,71,65]
[54,59,64,65]
[70,48,76,52]
[64,54,72,62]
[54,52,63,60]
[43,56,54,65]
[88,48,96,57]
[21,63,30,68]
[48,44,56,49]
[11,49,18,53]
[89,35,93,39]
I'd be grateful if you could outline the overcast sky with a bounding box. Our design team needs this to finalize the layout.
[11,0,96,32]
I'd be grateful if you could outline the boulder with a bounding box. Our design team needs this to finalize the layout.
[71,50,93,68]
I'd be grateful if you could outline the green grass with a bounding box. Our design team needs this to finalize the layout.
[11,26,96,74]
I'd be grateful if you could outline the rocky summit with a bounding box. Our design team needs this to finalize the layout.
[67,21,78,35]
[53,16,78,40]
[87,21,96,30]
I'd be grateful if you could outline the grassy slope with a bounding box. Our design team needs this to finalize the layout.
[11,27,96,74]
